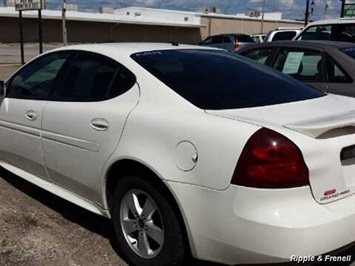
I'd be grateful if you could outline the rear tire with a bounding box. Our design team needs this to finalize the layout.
[112,175,186,266]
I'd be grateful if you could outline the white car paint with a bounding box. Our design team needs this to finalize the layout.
[294,18,355,41]
[0,43,354,265]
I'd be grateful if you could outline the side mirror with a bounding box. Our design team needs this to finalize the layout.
[0,80,5,98]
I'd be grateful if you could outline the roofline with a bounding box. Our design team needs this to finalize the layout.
[200,13,304,24]
[115,6,200,16]
[0,7,203,28]
[305,17,355,26]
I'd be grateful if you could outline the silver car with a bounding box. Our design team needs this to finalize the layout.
[199,33,255,51]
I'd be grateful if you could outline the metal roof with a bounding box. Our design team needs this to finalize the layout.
[0,6,202,28]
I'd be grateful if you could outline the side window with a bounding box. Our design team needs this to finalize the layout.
[326,55,352,83]
[52,52,135,101]
[223,36,232,43]
[236,35,255,43]
[331,24,355,42]
[6,52,69,99]
[272,31,297,41]
[240,48,273,64]
[201,37,213,45]
[273,48,323,82]
[108,65,136,98]
[300,25,331,40]
[210,37,224,44]
[252,36,260,43]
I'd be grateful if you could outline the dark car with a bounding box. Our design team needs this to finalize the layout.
[238,40,355,97]
[199,33,255,51]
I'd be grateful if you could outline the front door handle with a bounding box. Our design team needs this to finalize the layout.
[90,118,109,131]
[25,110,38,121]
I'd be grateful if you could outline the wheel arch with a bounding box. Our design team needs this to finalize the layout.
[104,158,194,257]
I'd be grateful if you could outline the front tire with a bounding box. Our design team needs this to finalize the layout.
[112,176,186,266]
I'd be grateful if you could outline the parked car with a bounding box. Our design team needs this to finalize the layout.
[238,40,355,97]
[199,33,255,51]
[0,43,354,266]
[265,27,302,42]
[294,18,355,43]
[251,33,267,43]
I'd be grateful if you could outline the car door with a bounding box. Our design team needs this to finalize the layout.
[0,52,70,180]
[272,47,328,92]
[41,51,139,204]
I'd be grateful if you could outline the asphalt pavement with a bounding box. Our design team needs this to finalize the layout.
[0,43,59,65]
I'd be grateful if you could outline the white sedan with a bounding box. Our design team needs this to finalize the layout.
[0,43,354,265]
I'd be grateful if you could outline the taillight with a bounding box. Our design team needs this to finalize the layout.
[233,41,240,50]
[231,128,309,188]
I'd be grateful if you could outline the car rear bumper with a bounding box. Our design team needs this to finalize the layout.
[166,181,355,265]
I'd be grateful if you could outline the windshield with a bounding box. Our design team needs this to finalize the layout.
[341,47,355,60]
[298,23,355,43]
[131,49,324,110]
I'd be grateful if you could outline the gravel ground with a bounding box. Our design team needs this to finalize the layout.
[0,52,354,266]
[0,167,127,266]
[0,65,19,81]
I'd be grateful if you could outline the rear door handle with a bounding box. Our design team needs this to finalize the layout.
[25,110,38,121]
[90,118,109,131]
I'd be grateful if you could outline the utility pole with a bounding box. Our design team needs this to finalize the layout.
[340,0,346,17]
[260,0,266,33]
[19,10,25,65]
[304,0,315,26]
[304,0,310,26]
[62,0,68,45]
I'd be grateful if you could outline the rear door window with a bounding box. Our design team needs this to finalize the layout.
[272,31,297,41]
[210,37,225,44]
[273,48,324,82]
[236,35,255,43]
[131,49,323,110]
[52,52,135,101]
[240,48,274,64]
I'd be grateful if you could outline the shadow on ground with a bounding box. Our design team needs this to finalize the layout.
[0,166,354,266]
[0,167,223,265]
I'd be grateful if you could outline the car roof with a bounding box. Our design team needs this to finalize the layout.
[208,33,250,37]
[269,28,301,32]
[238,40,355,51]
[51,42,217,55]
[305,18,355,26]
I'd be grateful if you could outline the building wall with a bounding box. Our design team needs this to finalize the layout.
[0,15,303,44]
[0,17,201,44]
[200,16,303,39]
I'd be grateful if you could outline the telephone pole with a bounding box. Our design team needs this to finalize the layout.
[340,0,346,17]
[260,0,266,33]
[62,0,68,45]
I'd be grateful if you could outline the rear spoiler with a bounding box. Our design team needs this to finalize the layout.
[284,110,355,138]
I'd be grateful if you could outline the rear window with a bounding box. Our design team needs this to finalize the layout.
[235,35,255,43]
[131,49,324,110]
[341,47,355,60]
[272,31,298,41]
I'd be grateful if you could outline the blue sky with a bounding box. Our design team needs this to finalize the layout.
[5,0,353,20]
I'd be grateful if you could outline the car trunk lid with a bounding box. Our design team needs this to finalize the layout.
[206,95,355,204]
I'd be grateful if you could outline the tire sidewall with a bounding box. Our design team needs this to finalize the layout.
[112,176,185,266]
